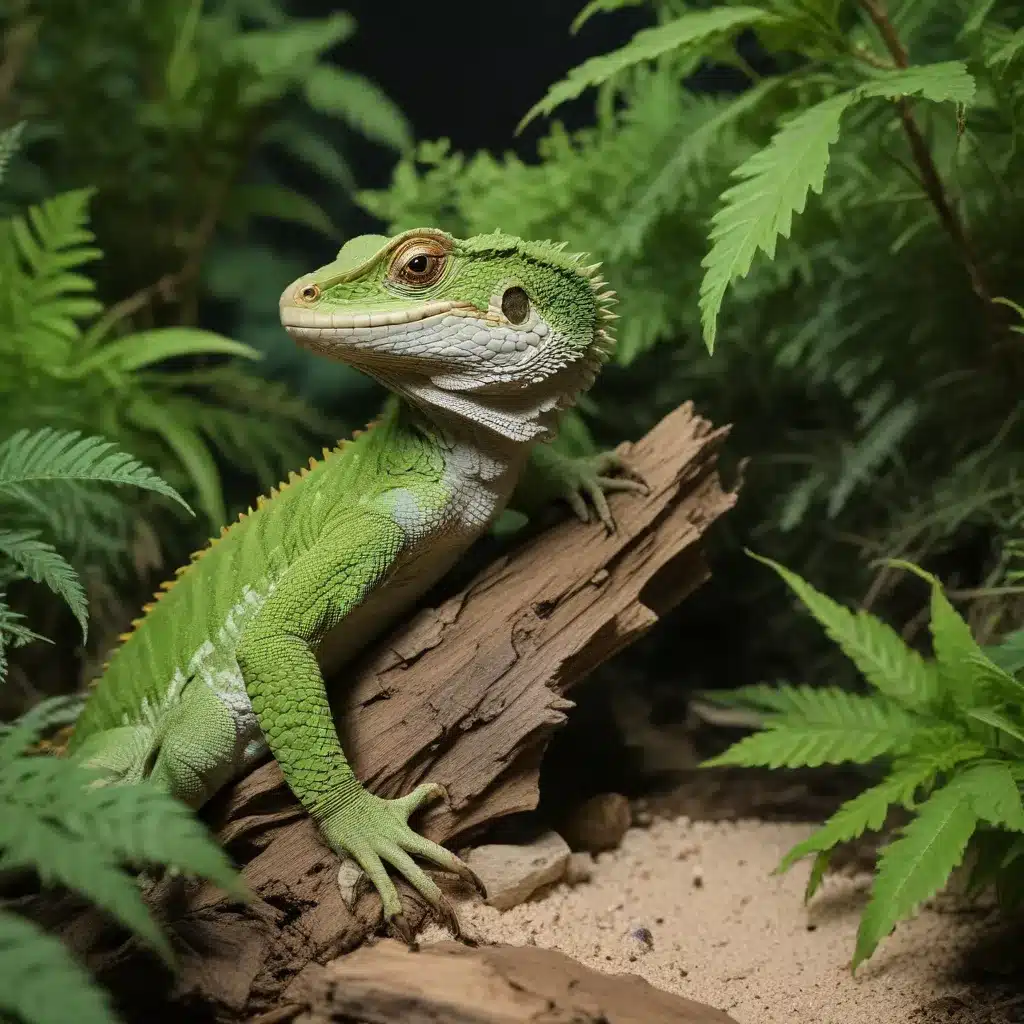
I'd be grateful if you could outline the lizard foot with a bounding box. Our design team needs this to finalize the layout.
[321,782,487,944]
[559,449,650,533]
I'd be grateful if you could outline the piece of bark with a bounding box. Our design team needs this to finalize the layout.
[280,939,741,1024]
[38,401,739,1022]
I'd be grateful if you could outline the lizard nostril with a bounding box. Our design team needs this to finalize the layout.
[299,284,320,303]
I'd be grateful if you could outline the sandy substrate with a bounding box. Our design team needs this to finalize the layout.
[422,816,1012,1024]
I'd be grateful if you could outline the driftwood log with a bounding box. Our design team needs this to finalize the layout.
[44,401,739,1022]
[278,939,741,1024]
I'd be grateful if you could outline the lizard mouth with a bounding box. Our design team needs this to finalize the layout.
[279,300,477,333]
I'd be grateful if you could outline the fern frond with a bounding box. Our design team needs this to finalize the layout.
[0,530,86,637]
[0,121,25,187]
[0,910,118,1024]
[699,62,976,350]
[967,708,1024,747]
[827,399,919,518]
[0,695,83,759]
[303,67,412,152]
[0,805,174,962]
[854,774,980,970]
[570,0,646,35]
[955,762,1024,831]
[518,6,776,131]
[0,597,46,681]
[750,553,940,708]
[779,760,936,873]
[779,742,986,873]
[0,429,190,513]
[702,689,925,769]
[891,560,1024,705]
[0,756,247,962]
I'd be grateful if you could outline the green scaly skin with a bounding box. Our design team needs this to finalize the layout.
[66,228,645,940]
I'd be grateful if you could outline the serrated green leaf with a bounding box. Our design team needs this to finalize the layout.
[0,122,25,186]
[570,0,646,34]
[0,429,190,513]
[804,849,831,901]
[779,743,986,873]
[0,811,173,962]
[0,695,82,760]
[967,707,1024,747]
[701,690,924,769]
[304,67,412,152]
[890,561,1024,705]
[955,762,1024,831]
[854,781,978,970]
[749,553,939,708]
[700,62,976,351]
[519,7,777,131]
[0,910,118,1024]
[226,184,338,240]
[0,530,86,637]
[983,628,1024,675]
[74,328,260,377]
[126,402,223,527]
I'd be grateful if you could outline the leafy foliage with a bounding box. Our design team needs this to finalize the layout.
[360,0,1024,689]
[0,419,243,1024]
[704,555,1024,970]
[0,680,247,1024]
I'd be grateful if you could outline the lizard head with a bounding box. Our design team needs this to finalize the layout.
[279,228,617,442]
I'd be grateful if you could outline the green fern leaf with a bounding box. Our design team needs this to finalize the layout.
[967,707,1024,747]
[955,762,1024,831]
[779,742,986,873]
[890,561,1024,706]
[0,910,118,1024]
[0,598,46,681]
[986,26,1024,70]
[702,689,924,769]
[699,62,976,351]
[304,67,412,152]
[749,553,939,708]
[126,401,222,526]
[613,81,780,257]
[0,429,190,513]
[0,806,174,963]
[0,695,82,759]
[73,328,261,377]
[696,681,813,716]
[827,399,919,518]
[854,780,979,970]
[779,760,936,873]
[518,7,776,131]
[0,530,86,637]
[225,184,338,239]
[0,122,25,187]
[570,0,646,34]
[70,781,246,899]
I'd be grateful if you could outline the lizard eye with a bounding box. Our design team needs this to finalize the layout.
[390,238,448,288]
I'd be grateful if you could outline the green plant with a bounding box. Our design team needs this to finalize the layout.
[704,553,1024,970]
[2,0,412,411]
[0,425,247,1024]
[359,0,1024,684]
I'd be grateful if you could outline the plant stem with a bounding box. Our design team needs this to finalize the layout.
[856,0,993,309]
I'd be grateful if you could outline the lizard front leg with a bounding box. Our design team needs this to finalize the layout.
[510,440,649,533]
[235,511,484,941]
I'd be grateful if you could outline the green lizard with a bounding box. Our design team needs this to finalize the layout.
[65,228,644,939]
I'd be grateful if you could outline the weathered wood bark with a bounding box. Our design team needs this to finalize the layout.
[274,939,741,1024]
[46,401,739,1021]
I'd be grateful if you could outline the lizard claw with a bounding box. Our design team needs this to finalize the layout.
[561,449,650,533]
[321,782,484,944]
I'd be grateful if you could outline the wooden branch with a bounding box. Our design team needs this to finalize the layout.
[43,402,740,1023]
